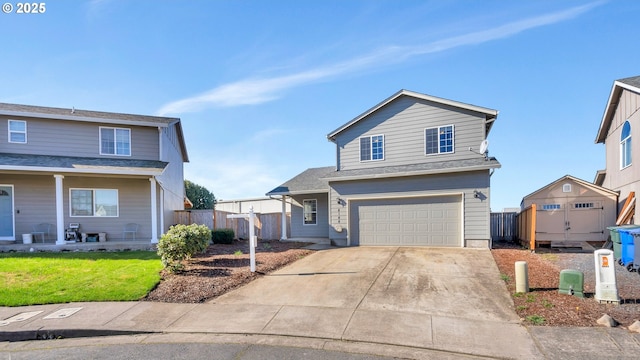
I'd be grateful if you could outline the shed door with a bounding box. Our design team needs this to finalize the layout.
[350,195,461,246]
[0,185,15,240]
[536,201,604,241]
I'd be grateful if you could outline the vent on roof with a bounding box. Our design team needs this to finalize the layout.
[562,184,571,193]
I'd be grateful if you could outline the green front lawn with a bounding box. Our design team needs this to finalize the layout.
[0,251,163,306]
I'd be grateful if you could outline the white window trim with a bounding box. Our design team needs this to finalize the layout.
[69,188,119,217]
[302,198,317,226]
[620,120,632,169]
[359,134,385,162]
[8,120,27,144]
[424,124,455,156]
[99,126,131,156]
[542,204,561,211]
[562,184,571,193]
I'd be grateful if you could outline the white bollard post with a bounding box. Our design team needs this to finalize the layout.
[515,261,529,293]
[249,206,256,272]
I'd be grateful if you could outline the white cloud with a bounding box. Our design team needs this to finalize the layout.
[157,2,603,116]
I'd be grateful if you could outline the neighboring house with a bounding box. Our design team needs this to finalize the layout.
[520,175,617,243]
[0,103,189,244]
[595,76,640,224]
[267,89,500,248]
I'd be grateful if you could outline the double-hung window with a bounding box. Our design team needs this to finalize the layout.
[70,188,119,217]
[621,121,632,169]
[303,199,317,225]
[100,127,131,156]
[425,125,454,155]
[8,120,26,143]
[360,135,384,161]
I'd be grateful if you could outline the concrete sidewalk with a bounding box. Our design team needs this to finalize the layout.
[1,247,640,359]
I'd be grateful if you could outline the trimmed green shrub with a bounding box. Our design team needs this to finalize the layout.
[212,228,234,244]
[157,224,211,272]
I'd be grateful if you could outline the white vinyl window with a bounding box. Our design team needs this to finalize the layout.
[8,120,26,143]
[542,204,561,211]
[621,121,632,169]
[70,188,119,217]
[303,199,317,225]
[359,135,384,161]
[100,127,131,156]
[425,125,454,155]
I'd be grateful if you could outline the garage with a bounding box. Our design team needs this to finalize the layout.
[349,195,461,246]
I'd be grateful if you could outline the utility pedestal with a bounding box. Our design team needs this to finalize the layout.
[594,249,620,304]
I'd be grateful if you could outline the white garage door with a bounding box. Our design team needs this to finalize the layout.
[350,195,461,246]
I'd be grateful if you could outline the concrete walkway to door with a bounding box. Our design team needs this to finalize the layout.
[205,246,540,358]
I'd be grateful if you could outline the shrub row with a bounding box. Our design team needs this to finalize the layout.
[212,228,235,244]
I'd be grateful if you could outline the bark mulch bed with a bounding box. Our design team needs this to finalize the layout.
[144,240,315,303]
[491,241,640,327]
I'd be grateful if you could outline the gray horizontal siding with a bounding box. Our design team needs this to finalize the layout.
[0,117,159,160]
[334,96,486,171]
[328,171,491,245]
[5,173,154,241]
[290,193,329,238]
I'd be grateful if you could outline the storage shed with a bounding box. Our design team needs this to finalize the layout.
[520,175,618,245]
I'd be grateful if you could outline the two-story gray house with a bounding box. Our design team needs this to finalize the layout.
[267,89,500,248]
[0,103,188,245]
[595,76,640,224]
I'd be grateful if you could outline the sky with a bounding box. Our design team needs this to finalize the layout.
[1,0,639,212]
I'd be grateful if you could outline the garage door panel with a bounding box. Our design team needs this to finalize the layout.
[351,195,461,247]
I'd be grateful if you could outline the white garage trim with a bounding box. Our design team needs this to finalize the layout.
[345,192,464,247]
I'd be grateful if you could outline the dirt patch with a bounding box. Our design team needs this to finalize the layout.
[492,241,640,327]
[144,240,315,303]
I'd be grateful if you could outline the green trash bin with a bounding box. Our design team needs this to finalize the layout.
[607,225,640,263]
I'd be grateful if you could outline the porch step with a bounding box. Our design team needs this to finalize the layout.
[331,238,348,247]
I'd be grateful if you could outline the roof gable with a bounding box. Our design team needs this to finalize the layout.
[522,175,618,201]
[327,89,498,142]
[595,76,640,144]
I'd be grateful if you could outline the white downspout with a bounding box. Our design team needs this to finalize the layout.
[150,177,158,243]
[159,187,165,236]
[281,195,288,241]
[54,175,65,245]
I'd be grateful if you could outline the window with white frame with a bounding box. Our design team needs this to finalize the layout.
[8,120,26,143]
[70,189,119,217]
[360,135,384,161]
[621,120,632,169]
[542,204,561,210]
[100,127,131,156]
[562,184,571,193]
[574,202,594,209]
[425,125,454,155]
[303,199,317,225]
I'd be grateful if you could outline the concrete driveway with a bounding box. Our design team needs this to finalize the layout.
[206,246,537,358]
[213,246,518,322]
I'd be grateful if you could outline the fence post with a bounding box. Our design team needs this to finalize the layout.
[530,203,537,251]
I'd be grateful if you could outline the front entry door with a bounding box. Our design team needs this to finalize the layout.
[0,185,15,240]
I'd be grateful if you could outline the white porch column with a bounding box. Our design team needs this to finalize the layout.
[150,177,158,243]
[54,175,65,245]
[280,195,288,241]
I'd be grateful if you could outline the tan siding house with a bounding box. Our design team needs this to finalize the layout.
[595,76,640,224]
[267,89,500,248]
[0,103,188,245]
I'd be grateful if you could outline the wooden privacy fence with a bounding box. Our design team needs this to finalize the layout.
[516,204,537,250]
[174,210,214,229]
[214,210,290,240]
[174,210,290,240]
[490,212,517,242]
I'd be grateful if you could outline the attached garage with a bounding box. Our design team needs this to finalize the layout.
[349,195,462,246]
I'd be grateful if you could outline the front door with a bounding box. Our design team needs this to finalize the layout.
[0,185,15,240]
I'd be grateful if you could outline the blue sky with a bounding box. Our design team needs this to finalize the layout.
[1,0,638,211]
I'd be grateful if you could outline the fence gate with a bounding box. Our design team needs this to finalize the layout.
[491,212,517,241]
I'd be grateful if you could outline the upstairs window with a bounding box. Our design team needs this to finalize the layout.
[8,120,26,143]
[360,135,384,161]
[621,121,632,169]
[425,125,454,155]
[303,199,317,225]
[100,127,131,156]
